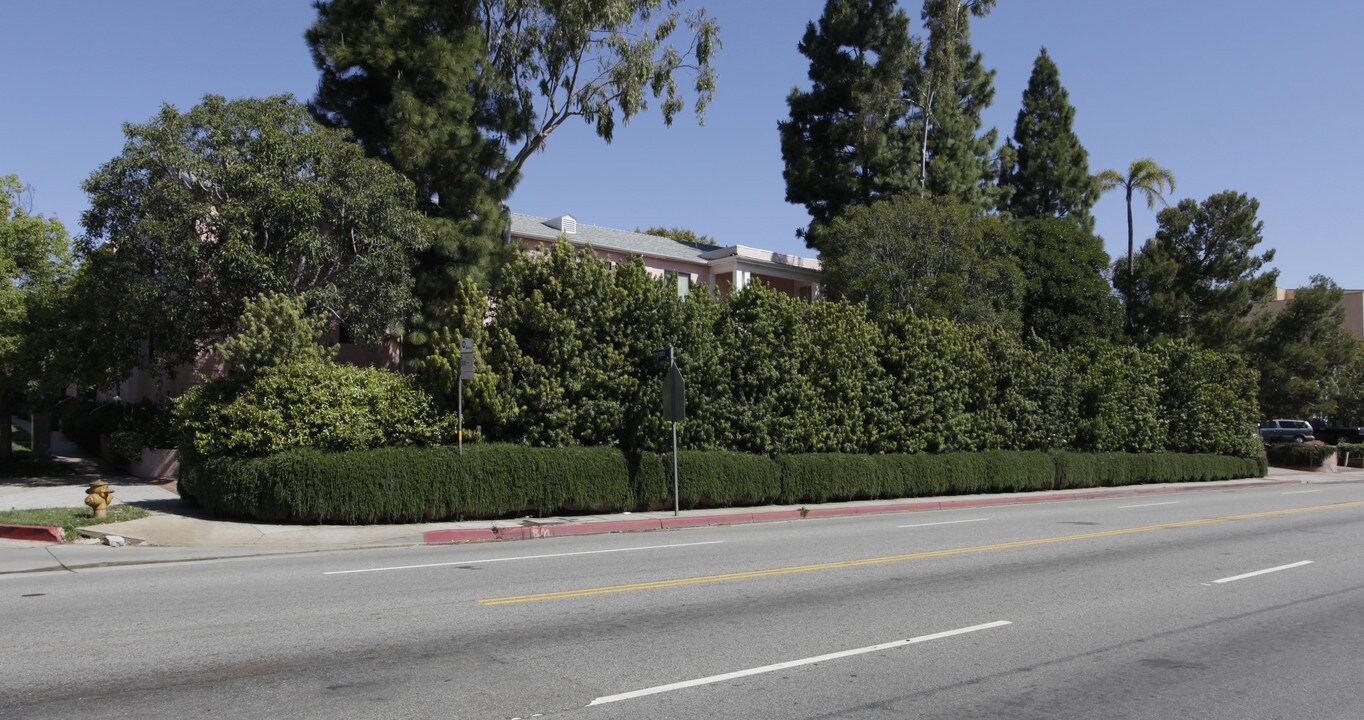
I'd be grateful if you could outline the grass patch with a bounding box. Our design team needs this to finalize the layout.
[10,422,31,455]
[0,504,150,541]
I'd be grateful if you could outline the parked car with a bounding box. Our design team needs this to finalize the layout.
[1257,419,1315,443]
[1308,417,1364,445]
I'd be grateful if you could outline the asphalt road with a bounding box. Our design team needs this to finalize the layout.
[3,481,1363,719]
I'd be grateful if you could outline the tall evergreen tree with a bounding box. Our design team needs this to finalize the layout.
[906,0,999,211]
[1011,218,1120,347]
[308,0,719,354]
[1119,190,1278,352]
[780,0,917,240]
[1002,48,1096,230]
[307,0,522,351]
[1248,276,1359,419]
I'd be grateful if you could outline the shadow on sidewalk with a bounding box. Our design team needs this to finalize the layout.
[124,496,214,520]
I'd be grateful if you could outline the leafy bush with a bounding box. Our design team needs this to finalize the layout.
[217,293,333,380]
[1264,442,1338,469]
[413,247,1261,461]
[175,360,446,465]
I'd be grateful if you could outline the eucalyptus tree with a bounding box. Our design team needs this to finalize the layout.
[308,0,720,352]
[905,0,999,211]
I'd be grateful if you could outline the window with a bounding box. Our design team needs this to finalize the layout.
[665,270,691,298]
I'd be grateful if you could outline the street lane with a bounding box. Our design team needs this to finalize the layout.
[3,481,1362,719]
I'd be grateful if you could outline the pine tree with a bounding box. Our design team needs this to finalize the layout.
[780,0,918,240]
[307,0,523,352]
[309,0,719,358]
[1121,191,1278,352]
[1002,48,1097,231]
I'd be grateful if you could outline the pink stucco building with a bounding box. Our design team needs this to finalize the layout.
[509,213,823,301]
[115,212,823,404]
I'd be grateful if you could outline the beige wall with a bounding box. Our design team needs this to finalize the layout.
[1255,288,1364,339]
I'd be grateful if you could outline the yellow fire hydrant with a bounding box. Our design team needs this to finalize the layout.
[85,480,114,518]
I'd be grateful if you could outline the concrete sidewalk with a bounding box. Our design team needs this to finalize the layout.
[3,465,1352,575]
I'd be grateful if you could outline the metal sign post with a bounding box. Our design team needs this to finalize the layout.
[660,346,685,517]
[458,338,475,455]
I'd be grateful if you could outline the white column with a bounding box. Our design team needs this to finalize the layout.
[734,269,750,292]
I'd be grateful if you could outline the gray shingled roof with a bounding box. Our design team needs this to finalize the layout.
[508,212,718,263]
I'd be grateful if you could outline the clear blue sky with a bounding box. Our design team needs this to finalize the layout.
[4,1,1360,289]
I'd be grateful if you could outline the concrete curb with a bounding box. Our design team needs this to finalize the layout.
[421,478,1304,545]
[0,523,64,543]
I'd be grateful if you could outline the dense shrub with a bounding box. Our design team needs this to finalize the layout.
[180,444,636,523]
[778,453,886,503]
[1150,341,1261,457]
[1264,442,1338,469]
[632,450,783,509]
[411,245,1261,460]
[1052,451,1265,486]
[175,360,446,465]
[180,445,1268,524]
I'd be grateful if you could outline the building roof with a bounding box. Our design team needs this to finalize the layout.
[509,212,717,263]
[508,212,822,272]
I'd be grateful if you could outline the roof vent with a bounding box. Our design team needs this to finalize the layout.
[545,215,578,234]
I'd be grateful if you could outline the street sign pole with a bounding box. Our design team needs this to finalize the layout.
[672,418,679,517]
[458,338,475,456]
[658,344,685,517]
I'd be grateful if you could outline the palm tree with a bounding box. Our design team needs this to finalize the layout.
[1096,158,1176,277]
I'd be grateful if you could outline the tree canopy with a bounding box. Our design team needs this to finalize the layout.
[1247,276,1359,418]
[1000,48,1096,230]
[1,175,75,456]
[79,94,426,380]
[1118,190,1277,352]
[779,0,917,232]
[814,195,1021,328]
[308,0,720,351]
[781,0,1001,260]
[1010,217,1120,347]
[910,0,999,211]
[637,226,718,246]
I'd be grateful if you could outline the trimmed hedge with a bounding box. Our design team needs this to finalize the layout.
[179,444,1268,524]
[1265,443,1337,469]
[180,444,635,524]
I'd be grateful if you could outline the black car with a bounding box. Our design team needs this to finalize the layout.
[1308,417,1364,445]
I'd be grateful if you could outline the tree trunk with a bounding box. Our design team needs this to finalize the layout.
[1124,186,1135,332]
[1125,187,1134,276]
[0,394,12,461]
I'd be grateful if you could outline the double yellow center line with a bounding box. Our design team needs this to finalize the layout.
[479,501,1364,606]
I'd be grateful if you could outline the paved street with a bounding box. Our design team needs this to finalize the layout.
[3,480,1363,719]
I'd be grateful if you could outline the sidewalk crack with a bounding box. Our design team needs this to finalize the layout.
[44,545,76,573]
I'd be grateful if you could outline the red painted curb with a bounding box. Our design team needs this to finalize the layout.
[422,479,1304,545]
[0,524,64,543]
